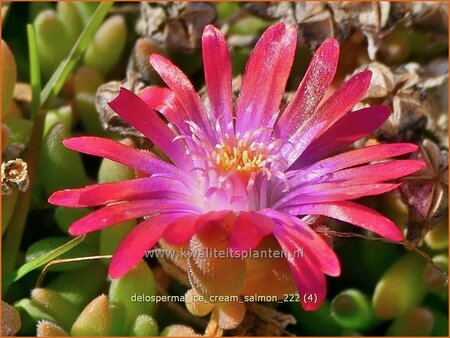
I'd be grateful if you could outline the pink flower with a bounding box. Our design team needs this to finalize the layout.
[49,23,424,311]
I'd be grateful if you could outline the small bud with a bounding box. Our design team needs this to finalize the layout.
[185,288,214,317]
[330,289,377,331]
[1,159,29,194]
[34,10,72,79]
[424,218,448,250]
[372,253,427,320]
[25,236,96,272]
[70,295,110,336]
[47,262,108,311]
[56,2,84,42]
[73,67,105,135]
[40,123,88,197]
[36,320,68,336]
[4,118,33,146]
[160,325,199,336]
[131,314,159,336]
[109,261,156,326]
[31,288,79,331]
[2,301,21,336]
[1,40,17,115]
[43,106,73,136]
[83,15,127,76]
[386,308,434,336]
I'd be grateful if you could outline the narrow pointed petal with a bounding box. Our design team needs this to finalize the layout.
[276,38,339,140]
[109,213,183,278]
[149,54,215,142]
[320,160,425,185]
[293,105,391,168]
[227,211,274,252]
[279,70,372,168]
[273,222,327,311]
[202,25,233,135]
[235,23,297,135]
[109,88,187,167]
[264,210,340,277]
[68,200,200,236]
[274,183,400,210]
[283,201,403,241]
[48,177,190,207]
[63,137,180,176]
[288,143,419,187]
[288,159,424,190]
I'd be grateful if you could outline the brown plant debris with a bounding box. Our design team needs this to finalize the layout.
[95,71,146,137]
[242,2,447,58]
[400,139,448,244]
[137,2,216,52]
[2,301,21,336]
[1,158,29,195]
[351,60,448,146]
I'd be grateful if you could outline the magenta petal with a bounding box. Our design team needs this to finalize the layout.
[195,210,235,233]
[48,177,189,208]
[235,23,297,136]
[293,105,391,168]
[273,221,327,311]
[289,143,420,186]
[139,86,192,137]
[321,160,425,185]
[227,211,274,252]
[202,25,233,135]
[162,214,199,244]
[68,200,199,236]
[149,54,215,142]
[276,38,339,140]
[109,88,187,167]
[275,183,401,209]
[279,70,373,169]
[109,213,183,278]
[285,220,340,277]
[264,210,340,277]
[138,86,173,108]
[283,201,403,241]
[63,137,179,175]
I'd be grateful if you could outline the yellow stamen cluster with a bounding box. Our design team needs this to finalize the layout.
[213,141,267,178]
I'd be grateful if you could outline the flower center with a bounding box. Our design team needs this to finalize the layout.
[212,139,268,179]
